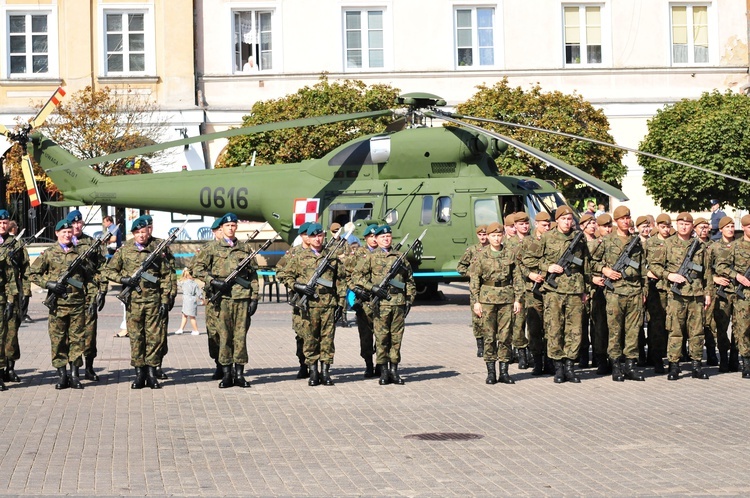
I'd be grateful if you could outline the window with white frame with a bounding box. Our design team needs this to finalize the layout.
[671,4,709,64]
[344,9,384,70]
[104,11,150,74]
[455,7,495,67]
[234,10,273,73]
[7,12,51,76]
[563,5,602,65]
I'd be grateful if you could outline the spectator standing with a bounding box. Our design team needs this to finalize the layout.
[175,268,202,336]
[709,199,726,240]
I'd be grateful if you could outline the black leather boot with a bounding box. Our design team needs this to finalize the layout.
[531,353,544,376]
[308,362,320,387]
[719,348,729,373]
[296,361,310,379]
[742,357,750,379]
[388,363,404,385]
[131,367,146,389]
[611,358,625,382]
[691,360,709,380]
[234,364,251,388]
[147,366,162,389]
[155,362,168,380]
[667,362,680,380]
[363,358,375,378]
[511,348,519,364]
[485,362,497,385]
[69,363,83,389]
[705,331,718,366]
[553,360,565,384]
[55,366,69,390]
[517,348,529,370]
[321,363,334,386]
[0,377,5,391]
[6,359,20,382]
[475,338,484,358]
[378,364,390,385]
[84,356,99,381]
[497,362,515,385]
[564,359,581,383]
[729,344,740,372]
[212,359,223,380]
[653,357,666,375]
[218,365,233,388]
[623,358,645,381]
[544,356,556,375]
[595,356,611,375]
[637,342,647,367]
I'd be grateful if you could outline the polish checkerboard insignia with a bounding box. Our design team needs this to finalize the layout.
[293,198,320,228]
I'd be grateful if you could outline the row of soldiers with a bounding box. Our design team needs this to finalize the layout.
[459,205,750,384]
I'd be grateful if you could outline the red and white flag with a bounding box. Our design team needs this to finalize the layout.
[293,198,320,228]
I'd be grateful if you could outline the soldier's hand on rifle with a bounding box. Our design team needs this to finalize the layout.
[548,264,564,274]
[4,299,14,321]
[667,272,686,284]
[592,276,605,287]
[528,272,544,283]
[293,282,315,297]
[120,276,136,287]
[168,293,176,311]
[45,281,67,296]
[736,274,750,288]
[96,291,107,312]
[210,279,230,294]
[21,295,29,315]
[333,305,344,322]
[603,267,622,281]
[86,300,97,317]
[158,303,168,320]
[713,275,731,287]
[404,303,411,317]
[371,284,389,299]
[248,299,258,317]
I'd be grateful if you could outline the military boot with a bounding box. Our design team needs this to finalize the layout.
[69,363,83,389]
[667,362,680,381]
[378,364,390,385]
[321,363,334,386]
[637,343,647,367]
[578,348,589,369]
[146,366,162,389]
[308,362,320,387]
[363,358,375,378]
[497,362,515,385]
[729,344,740,372]
[531,353,544,376]
[0,377,5,391]
[296,361,310,379]
[611,358,625,382]
[623,358,645,381]
[212,359,223,380]
[54,366,69,390]
[84,356,99,381]
[155,362,168,380]
[718,348,729,373]
[475,338,484,358]
[564,359,581,383]
[218,365,233,388]
[705,329,718,366]
[544,356,556,375]
[511,348,518,364]
[653,357,666,375]
[595,356,611,375]
[691,360,709,380]
[388,363,405,385]
[374,363,382,377]
[485,362,497,385]
[553,360,565,384]
[6,359,20,382]
[131,367,146,389]
[517,348,529,370]
[234,364,251,388]
[742,357,750,379]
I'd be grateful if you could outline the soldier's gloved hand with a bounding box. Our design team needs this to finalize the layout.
[96,291,107,312]
[247,299,259,317]
[3,300,14,321]
[168,294,176,311]
[405,303,412,317]
[158,303,168,320]
[45,281,67,296]
[333,305,344,323]
[120,276,134,287]
[293,283,315,297]
[210,279,229,294]
[371,285,388,299]
[87,300,98,318]
[21,295,30,315]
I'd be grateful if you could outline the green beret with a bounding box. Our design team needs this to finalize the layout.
[306,223,323,236]
[131,217,149,232]
[298,222,311,235]
[142,214,153,226]
[218,212,238,226]
[375,225,392,235]
[55,219,73,231]
[210,218,222,230]
[363,223,379,237]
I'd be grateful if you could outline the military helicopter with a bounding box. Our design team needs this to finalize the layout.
[4,90,725,296]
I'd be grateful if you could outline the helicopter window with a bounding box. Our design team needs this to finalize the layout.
[474,199,499,226]
[436,196,452,224]
[526,192,568,219]
[421,196,434,225]
[329,202,373,226]
[501,196,525,219]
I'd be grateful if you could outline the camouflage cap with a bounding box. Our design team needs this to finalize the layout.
[693,217,709,227]
[675,212,693,223]
[475,224,488,234]
[596,214,613,226]
[612,205,630,220]
[655,213,671,225]
[635,215,649,227]
[486,222,503,234]
[555,206,574,220]
[514,211,530,223]
[504,213,516,226]
[719,216,734,229]
[55,219,74,231]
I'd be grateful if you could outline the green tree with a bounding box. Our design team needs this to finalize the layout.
[455,78,626,206]
[217,76,399,168]
[639,90,750,212]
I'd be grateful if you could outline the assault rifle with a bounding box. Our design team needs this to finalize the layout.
[532,231,584,296]
[208,234,276,305]
[289,227,353,312]
[730,266,750,300]
[43,228,115,312]
[603,235,642,291]
[116,220,186,305]
[244,221,269,244]
[369,229,427,313]
[351,233,411,307]
[0,229,26,261]
[670,238,703,295]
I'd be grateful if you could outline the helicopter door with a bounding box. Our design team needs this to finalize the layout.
[472,197,500,227]
[501,195,525,220]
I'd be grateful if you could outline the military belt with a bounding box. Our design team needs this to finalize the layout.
[484,281,510,288]
[316,287,333,295]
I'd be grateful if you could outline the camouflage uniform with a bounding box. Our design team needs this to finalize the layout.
[74,233,108,376]
[504,236,529,357]
[150,236,177,377]
[190,246,220,373]
[645,235,670,371]
[586,236,609,370]
[517,232,547,373]
[276,245,307,372]
[457,242,489,355]
[1,235,27,383]
[707,239,734,369]
[714,238,750,375]
[346,245,377,373]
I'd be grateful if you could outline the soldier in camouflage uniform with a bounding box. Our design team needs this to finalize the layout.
[278,223,345,386]
[507,212,532,369]
[694,217,719,367]
[104,216,174,389]
[348,223,380,378]
[192,213,259,388]
[579,213,598,369]
[353,225,416,385]
[710,216,739,372]
[649,212,711,380]
[645,213,673,374]
[67,210,108,382]
[589,214,613,374]
[469,222,523,384]
[29,219,91,390]
[590,206,647,382]
[457,225,489,358]
[0,212,27,387]
[522,206,589,383]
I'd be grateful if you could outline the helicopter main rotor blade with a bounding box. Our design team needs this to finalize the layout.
[30,86,66,129]
[427,110,629,201]
[52,109,394,171]
[452,113,750,186]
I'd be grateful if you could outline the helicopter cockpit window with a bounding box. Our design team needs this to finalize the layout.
[436,196,452,224]
[526,192,568,220]
[474,199,499,226]
[384,209,398,226]
[421,196,434,225]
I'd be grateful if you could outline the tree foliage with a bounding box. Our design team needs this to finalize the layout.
[217,76,399,168]
[455,78,626,206]
[640,90,750,212]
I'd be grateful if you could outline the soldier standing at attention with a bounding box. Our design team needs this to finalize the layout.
[591,206,647,382]
[579,213,598,369]
[279,223,345,386]
[694,217,719,367]
[29,219,91,390]
[192,213,259,388]
[650,212,711,381]
[0,212,26,386]
[523,206,589,384]
[710,216,739,372]
[715,214,750,378]
[457,225,489,358]
[645,213,673,374]
[104,217,173,389]
[469,222,523,384]
[353,225,416,385]
[589,214,613,374]
[507,212,531,369]
[349,223,380,378]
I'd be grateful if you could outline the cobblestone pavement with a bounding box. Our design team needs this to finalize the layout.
[1,283,750,497]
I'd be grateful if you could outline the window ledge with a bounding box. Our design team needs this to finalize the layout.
[98,76,160,84]
[0,78,63,86]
